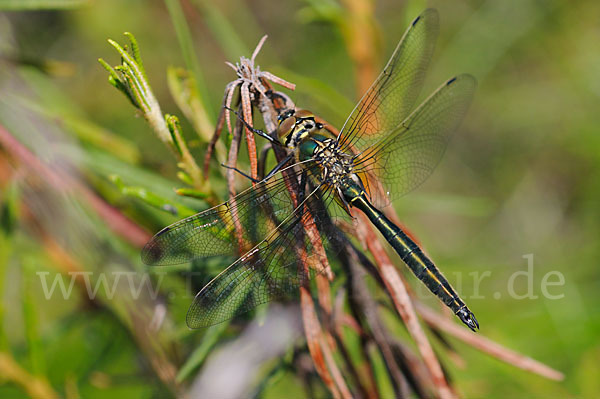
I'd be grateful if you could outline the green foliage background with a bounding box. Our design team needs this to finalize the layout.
[1,0,599,398]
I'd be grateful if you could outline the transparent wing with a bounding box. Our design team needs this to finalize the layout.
[186,187,336,328]
[142,164,337,328]
[353,74,477,206]
[337,8,439,152]
[142,168,305,266]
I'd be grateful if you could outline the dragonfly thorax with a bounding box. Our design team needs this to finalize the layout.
[311,138,355,185]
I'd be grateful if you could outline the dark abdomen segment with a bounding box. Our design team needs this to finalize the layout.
[351,194,479,331]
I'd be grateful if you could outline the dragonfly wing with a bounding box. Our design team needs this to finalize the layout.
[338,8,439,152]
[186,186,335,328]
[354,74,477,206]
[142,170,301,266]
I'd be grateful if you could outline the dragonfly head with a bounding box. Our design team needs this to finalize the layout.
[277,108,323,148]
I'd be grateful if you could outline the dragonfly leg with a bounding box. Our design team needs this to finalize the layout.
[224,106,280,144]
[222,152,294,184]
[221,163,262,183]
[297,171,308,202]
[258,144,273,179]
[264,153,294,180]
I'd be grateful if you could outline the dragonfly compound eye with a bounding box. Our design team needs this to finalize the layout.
[277,114,296,140]
[277,109,295,124]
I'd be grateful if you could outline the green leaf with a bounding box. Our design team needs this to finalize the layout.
[124,32,147,80]
[102,34,174,148]
[0,181,19,235]
[106,35,155,113]
[297,0,343,25]
[166,114,205,185]
[369,344,394,399]
[9,92,141,164]
[0,0,89,10]
[166,114,184,156]
[167,67,215,143]
[164,0,215,122]
[175,187,209,200]
[22,260,45,376]
[110,175,197,218]
[0,235,10,351]
[176,171,194,186]
[85,149,209,210]
[193,0,250,61]
[98,58,126,91]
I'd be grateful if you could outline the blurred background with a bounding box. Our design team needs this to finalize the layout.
[1,0,599,398]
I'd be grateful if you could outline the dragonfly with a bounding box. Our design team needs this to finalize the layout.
[142,8,479,332]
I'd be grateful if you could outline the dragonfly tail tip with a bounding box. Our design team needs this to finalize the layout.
[457,307,479,332]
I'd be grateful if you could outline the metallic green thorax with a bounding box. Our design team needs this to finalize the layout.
[277,110,362,212]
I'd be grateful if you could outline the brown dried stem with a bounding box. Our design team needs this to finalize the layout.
[225,108,248,254]
[344,246,413,398]
[415,303,565,381]
[240,81,258,180]
[204,36,295,181]
[301,288,341,398]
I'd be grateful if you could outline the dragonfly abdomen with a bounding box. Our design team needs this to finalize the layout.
[350,192,479,331]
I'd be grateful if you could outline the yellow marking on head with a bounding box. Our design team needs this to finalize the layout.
[299,130,310,140]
